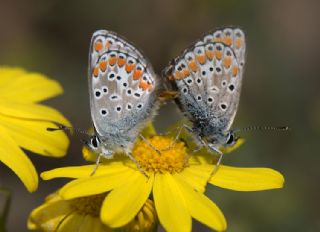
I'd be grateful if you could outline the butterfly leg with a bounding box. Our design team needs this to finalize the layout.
[207,143,224,177]
[139,134,161,155]
[191,134,207,153]
[125,151,149,178]
[163,124,193,151]
[90,154,102,176]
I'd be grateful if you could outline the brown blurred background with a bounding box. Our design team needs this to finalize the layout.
[0,0,319,231]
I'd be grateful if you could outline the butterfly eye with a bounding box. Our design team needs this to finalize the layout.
[91,136,100,148]
[226,133,234,145]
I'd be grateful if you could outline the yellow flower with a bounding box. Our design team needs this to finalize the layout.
[28,192,111,231]
[0,67,70,192]
[28,192,158,232]
[40,128,284,232]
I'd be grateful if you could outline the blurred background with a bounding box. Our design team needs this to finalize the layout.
[0,0,319,231]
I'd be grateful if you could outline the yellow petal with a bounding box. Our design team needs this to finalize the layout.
[209,165,285,191]
[28,197,72,231]
[0,114,69,157]
[0,67,26,85]
[0,124,38,192]
[101,173,153,227]
[57,213,83,232]
[79,215,111,232]
[0,100,71,126]
[174,174,227,231]
[91,217,112,232]
[82,146,97,162]
[189,152,213,165]
[0,67,63,103]
[178,164,213,192]
[41,163,129,180]
[59,167,137,200]
[153,173,191,232]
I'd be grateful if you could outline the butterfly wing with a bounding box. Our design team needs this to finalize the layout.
[163,27,246,133]
[88,30,158,139]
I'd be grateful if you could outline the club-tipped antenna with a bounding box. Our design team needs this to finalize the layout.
[47,124,89,136]
[233,126,290,135]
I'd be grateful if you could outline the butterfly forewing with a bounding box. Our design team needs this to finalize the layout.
[164,27,246,132]
[88,30,158,137]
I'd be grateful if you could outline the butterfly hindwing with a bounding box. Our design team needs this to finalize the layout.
[88,30,158,137]
[164,27,246,132]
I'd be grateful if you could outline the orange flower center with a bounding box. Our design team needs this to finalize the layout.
[132,136,189,173]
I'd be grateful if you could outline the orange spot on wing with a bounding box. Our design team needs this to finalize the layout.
[167,75,174,81]
[93,66,99,77]
[215,51,222,60]
[125,63,135,73]
[139,80,148,90]
[147,84,153,91]
[196,55,206,64]
[206,50,214,60]
[118,58,126,67]
[223,57,232,68]
[235,38,242,49]
[133,69,143,80]
[105,41,111,49]
[222,37,233,46]
[182,69,190,78]
[188,61,198,72]
[214,38,223,43]
[99,61,107,71]
[173,71,183,80]
[94,41,103,52]
[232,65,239,76]
[109,57,117,66]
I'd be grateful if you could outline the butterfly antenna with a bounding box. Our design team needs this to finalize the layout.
[47,124,89,136]
[234,126,290,135]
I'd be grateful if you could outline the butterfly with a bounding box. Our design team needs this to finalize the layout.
[162,27,246,172]
[86,30,159,172]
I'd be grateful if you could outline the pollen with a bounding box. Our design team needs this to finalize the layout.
[70,193,107,217]
[132,136,189,173]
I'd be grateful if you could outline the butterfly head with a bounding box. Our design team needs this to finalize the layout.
[87,135,101,151]
[206,130,239,147]
[224,131,239,147]
[86,135,114,157]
